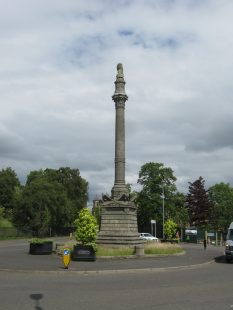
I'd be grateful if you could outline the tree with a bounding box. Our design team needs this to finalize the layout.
[186,177,213,228]
[43,167,88,217]
[209,183,233,233]
[13,167,88,236]
[13,177,72,236]
[164,219,177,239]
[136,162,178,232]
[0,167,20,219]
[92,199,101,231]
[0,207,4,221]
[169,192,189,228]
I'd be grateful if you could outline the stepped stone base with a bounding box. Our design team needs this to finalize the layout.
[97,200,142,247]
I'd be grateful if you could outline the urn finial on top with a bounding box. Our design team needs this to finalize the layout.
[113,63,128,98]
[117,63,123,77]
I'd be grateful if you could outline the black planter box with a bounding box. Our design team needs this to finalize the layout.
[29,241,53,255]
[71,245,96,261]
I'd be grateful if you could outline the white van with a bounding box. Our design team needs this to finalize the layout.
[225,222,233,263]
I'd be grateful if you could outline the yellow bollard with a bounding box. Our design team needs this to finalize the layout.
[63,248,71,269]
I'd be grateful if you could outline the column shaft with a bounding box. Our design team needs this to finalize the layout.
[115,102,125,185]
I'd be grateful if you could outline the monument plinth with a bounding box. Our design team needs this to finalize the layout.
[97,64,141,247]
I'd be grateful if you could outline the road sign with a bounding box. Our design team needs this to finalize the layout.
[151,220,156,237]
[63,248,71,269]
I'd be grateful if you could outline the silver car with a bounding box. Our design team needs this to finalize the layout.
[140,233,158,242]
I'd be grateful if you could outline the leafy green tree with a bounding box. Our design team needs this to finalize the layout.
[126,183,138,201]
[43,167,88,217]
[0,167,20,219]
[164,219,177,239]
[169,192,189,228]
[74,208,97,249]
[0,207,4,221]
[13,167,88,236]
[92,200,102,230]
[209,183,233,233]
[13,177,72,236]
[136,162,178,231]
[186,177,213,228]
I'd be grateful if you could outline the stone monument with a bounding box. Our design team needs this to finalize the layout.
[97,64,142,247]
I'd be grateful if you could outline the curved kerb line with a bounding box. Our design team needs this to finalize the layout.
[0,260,214,275]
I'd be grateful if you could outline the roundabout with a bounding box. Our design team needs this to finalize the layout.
[0,238,225,274]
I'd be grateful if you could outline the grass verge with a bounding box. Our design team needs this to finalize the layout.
[56,240,184,257]
[0,218,14,228]
[144,242,183,255]
[97,242,183,256]
[97,246,135,256]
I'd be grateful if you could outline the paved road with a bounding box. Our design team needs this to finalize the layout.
[0,255,232,309]
[1,239,232,310]
[0,239,225,272]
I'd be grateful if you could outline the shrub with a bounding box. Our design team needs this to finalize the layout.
[164,219,177,239]
[74,208,97,250]
[29,238,52,244]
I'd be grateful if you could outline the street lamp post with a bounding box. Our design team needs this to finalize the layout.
[162,185,165,239]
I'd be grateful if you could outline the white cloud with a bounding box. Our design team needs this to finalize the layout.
[1,0,233,200]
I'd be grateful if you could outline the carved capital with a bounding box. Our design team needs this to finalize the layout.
[113,93,127,101]
[113,95,128,110]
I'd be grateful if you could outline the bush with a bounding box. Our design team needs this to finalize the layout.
[29,238,52,244]
[74,208,97,250]
[164,219,177,239]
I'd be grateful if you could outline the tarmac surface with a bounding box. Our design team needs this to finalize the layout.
[0,238,226,274]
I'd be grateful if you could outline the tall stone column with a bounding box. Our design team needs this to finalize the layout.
[97,63,141,247]
[111,63,129,200]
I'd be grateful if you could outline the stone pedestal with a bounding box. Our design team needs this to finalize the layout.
[97,200,142,246]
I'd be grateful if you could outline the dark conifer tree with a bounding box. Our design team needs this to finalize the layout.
[186,176,213,227]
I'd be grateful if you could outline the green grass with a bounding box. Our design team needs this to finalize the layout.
[55,240,184,257]
[144,242,183,255]
[0,218,32,240]
[0,218,14,228]
[96,243,183,256]
[96,246,135,256]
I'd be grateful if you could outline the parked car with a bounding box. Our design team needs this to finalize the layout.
[225,222,233,263]
[140,233,158,242]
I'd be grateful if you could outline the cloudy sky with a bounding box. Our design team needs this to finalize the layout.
[1,0,233,202]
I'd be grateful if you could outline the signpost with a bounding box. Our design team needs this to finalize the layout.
[151,220,156,237]
[63,248,71,269]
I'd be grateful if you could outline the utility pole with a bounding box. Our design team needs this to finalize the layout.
[162,184,165,239]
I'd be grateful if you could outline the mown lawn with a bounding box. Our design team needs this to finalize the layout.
[96,242,183,256]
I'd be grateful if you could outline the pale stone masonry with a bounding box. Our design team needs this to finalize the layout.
[97,64,142,247]
[111,63,129,200]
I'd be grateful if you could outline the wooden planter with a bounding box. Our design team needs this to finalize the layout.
[71,245,96,261]
[29,241,53,255]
